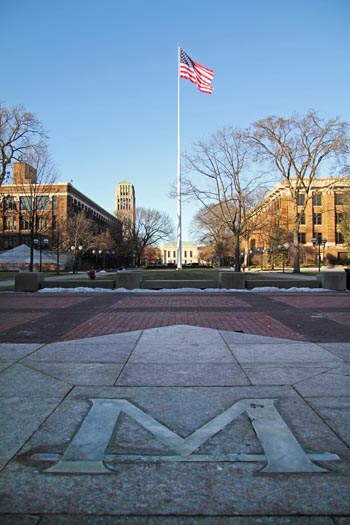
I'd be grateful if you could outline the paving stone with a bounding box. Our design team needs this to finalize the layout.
[0,397,60,470]
[306,397,350,447]
[318,343,350,361]
[25,362,124,386]
[294,368,350,397]
[0,343,43,361]
[0,364,71,398]
[243,366,329,385]
[116,362,250,386]
[228,342,343,365]
[129,326,234,363]
[22,341,135,364]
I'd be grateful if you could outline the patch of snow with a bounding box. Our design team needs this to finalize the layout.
[38,286,334,294]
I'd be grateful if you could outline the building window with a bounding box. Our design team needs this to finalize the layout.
[173,251,176,257]
[316,232,323,243]
[335,193,344,205]
[184,251,187,257]
[312,193,322,206]
[336,232,344,244]
[37,217,48,230]
[3,196,16,211]
[36,196,50,211]
[298,232,306,244]
[20,217,31,230]
[336,213,343,224]
[52,195,57,210]
[313,213,322,225]
[4,217,16,231]
[297,194,305,206]
[190,251,193,257]
[297,212,305,225]
[20,196,32,211]
[167,251,170,257]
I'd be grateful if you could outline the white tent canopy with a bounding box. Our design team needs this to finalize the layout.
[0,244,61,269]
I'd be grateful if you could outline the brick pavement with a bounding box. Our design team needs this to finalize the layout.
[0,290,349,343]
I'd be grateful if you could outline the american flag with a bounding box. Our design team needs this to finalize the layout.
[179,49,214,94]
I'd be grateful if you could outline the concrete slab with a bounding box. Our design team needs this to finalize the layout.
[306,397,350,448]
[129,325,235,363]
[25,362,124,385]
[294,366,350,397]
[0,363,71,398]
[0,343,43,361]
[318,342,350,361]
[116,362,250,386]
[228,342,343,366]
[0,397,60,470]
[244,366,329,385]
[22,341,136,364]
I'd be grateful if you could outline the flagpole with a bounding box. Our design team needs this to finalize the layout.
[176,43,182,270]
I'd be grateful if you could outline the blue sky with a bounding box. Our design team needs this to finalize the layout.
[3,0,350,241]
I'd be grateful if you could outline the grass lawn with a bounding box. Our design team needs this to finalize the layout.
[140,268,275,281]
[0,272,18,280]
[141,268,218,280]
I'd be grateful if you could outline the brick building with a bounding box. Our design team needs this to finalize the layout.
[248,178,350,266]
[0,162,122,253]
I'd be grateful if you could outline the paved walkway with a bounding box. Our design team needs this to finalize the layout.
[0,289,349,524]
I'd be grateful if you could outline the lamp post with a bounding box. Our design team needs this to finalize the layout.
[33,238,49,272]
[312,237,327,271]
[278,245,285,272]
[278,243,292,273]
[257,247,265,270]
[71,245,83,274]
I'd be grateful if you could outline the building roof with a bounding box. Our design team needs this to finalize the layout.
[0,244,57,264]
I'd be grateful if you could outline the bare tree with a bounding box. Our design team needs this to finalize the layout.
[192,205,234,266]
[0,103,46,186]
[120,208,173,266]
[10,144,56,271]
[340,191,350,257]
[60,211,97,272]
[183,128,266,271]
[250,111,349,272]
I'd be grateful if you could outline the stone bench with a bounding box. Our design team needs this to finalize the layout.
[246,280,321,290]
[218,272,246,289]
[114,272,142,290]
[15,272,44,292]
[316,272,347,291]
[43,280,115,289]
[142,280,218,289]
